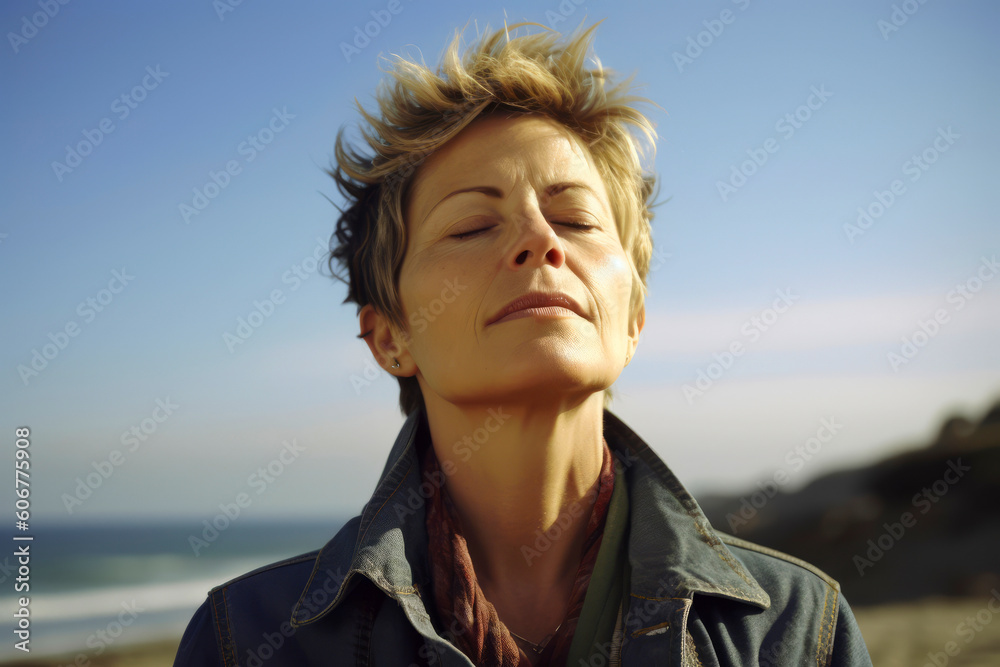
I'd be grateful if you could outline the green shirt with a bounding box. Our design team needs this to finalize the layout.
[567,457,630,665]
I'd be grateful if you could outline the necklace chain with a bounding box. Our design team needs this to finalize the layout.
[508,622,562,655]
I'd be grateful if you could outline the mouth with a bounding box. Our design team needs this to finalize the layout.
[487,292,585,326]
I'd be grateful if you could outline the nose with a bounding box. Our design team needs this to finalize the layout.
[505,197,566,270]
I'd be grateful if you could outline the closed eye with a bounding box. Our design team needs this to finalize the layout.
[450,221,596,240]
[450,226,496,239]
[555,221,597,231]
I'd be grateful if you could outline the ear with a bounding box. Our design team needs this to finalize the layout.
[627,302,645,364]
[359,304,414,376]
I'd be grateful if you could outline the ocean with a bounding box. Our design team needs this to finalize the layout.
[0,518,350,663]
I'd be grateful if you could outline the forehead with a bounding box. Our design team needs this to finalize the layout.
[407,114,605,222]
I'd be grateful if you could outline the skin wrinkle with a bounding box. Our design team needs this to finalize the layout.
[359,112,644,644]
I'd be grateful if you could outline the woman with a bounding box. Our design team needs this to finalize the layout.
[174,21,873,666]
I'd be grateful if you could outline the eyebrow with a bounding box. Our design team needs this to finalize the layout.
[420,181,601,227]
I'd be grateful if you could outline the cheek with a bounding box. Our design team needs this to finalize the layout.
[396,263,431,341]
[592,251,634,319]
[398,261,479,344]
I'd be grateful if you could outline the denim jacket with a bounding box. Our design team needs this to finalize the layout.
[174,407,873,666]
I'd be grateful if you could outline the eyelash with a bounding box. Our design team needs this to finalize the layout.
[450,221,596,239]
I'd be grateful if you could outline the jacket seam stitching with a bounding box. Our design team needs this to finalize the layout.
[211,552,319,594]
[816,583,838,666]
[630,594,687,601]
[295,465,418,625]
[292,520,361,625]
[212,588,237,667]
[293,559,338,623]
[685,627,704,667]
[289,519,357,628]
[693,520,762,597]
[718,533,841,589]
[608,413,770,608]
[357,465,414,549]
[295,418,419,624]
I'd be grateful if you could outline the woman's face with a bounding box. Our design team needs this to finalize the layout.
[397,113,643,407]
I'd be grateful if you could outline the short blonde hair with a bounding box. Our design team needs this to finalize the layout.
[328,20,658,416]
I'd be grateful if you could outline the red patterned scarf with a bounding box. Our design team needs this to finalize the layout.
[422,437,616,666]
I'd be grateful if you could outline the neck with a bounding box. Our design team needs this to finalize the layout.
[422,393,606,600]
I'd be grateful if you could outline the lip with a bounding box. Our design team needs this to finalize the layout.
[487,291,586,326]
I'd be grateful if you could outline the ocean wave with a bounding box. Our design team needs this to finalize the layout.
[2,557,268,622]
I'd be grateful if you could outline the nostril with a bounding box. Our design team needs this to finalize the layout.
[516,250,528,264]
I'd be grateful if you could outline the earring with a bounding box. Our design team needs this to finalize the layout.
[625,351,631,366]
[391,358,400,369]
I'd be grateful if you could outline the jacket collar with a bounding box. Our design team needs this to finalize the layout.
[291,406,769,627]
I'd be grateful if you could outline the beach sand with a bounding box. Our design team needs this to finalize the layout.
[853,596,1000,667]
[3,639,180,667]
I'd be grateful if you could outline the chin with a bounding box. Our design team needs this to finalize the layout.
[476,370,607,402]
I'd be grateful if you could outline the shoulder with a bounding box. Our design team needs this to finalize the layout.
[172,551,321,666]
[715,531,841,634]
[208,515,362,614]
[210,549,321,595]
[717,531,841,597]
[693,532,847,665]
[173,517,364,666]
[710,534,873,665]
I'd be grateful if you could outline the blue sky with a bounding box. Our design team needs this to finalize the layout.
[2,0,998,522]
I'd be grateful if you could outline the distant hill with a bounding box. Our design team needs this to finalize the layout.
[697,400,1000,606]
